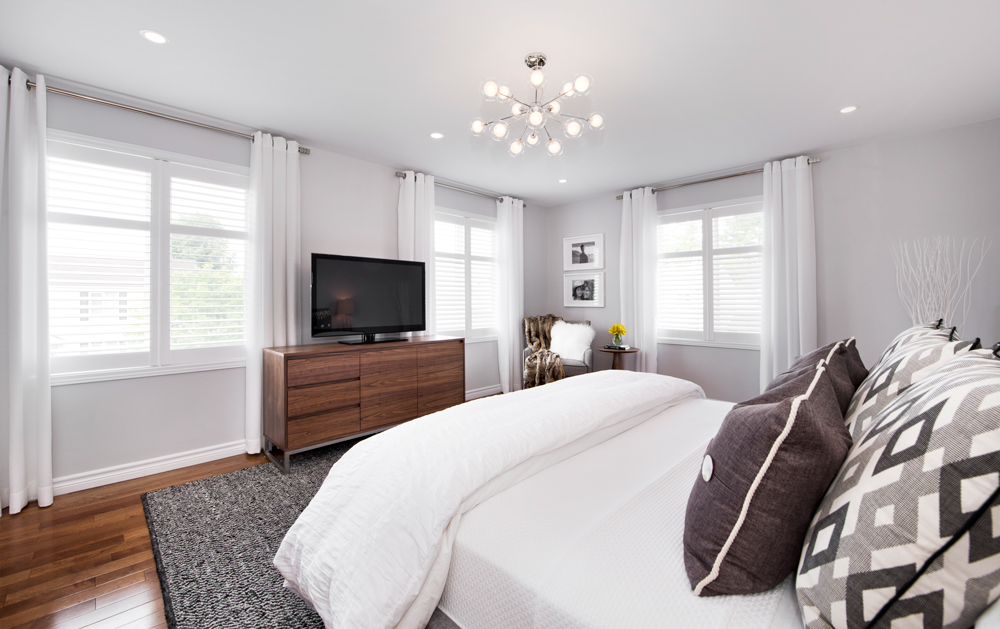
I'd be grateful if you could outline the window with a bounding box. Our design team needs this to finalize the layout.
[47,135,249,376]
[433,210,498,339]
[657,199,763,346]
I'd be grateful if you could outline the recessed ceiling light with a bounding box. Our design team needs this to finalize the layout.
[558,179,567,183]
[840,106,858,114]
[430,132,444,139]
[140,30,169,44]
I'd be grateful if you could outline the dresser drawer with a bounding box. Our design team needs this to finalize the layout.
[287,353,359,388]
[287,380,359,418]
[287,407,361,449]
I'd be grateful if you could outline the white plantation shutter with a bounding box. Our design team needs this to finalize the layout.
[657,201,762,345]
[46,135,249,374]
[168,171,248,358]
[434,211,498,337]
[47,145,154,372]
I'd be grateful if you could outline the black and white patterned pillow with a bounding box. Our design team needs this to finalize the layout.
[796,350,1000,629]
[873,320,948,369]
[844,335,977,441]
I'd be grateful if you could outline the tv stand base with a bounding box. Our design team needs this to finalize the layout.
[339,334,406,345]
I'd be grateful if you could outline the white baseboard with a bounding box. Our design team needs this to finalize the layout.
[53,440,248,496]
[466,384,503,400]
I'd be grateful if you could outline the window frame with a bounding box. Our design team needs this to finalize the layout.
[657,195,763,350]
[47,130,250,385]
[433,207,499,341]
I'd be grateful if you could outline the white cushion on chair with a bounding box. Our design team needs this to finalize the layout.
[549,321,595,362]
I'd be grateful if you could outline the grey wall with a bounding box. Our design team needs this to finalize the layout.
[541,172,764,401]
[541,115,1000,401]
[813,117,1000,366]
[38,96,505,482]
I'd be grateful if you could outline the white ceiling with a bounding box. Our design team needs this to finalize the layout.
[2,0,999,206]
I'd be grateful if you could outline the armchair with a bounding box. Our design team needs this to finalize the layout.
[522,319,594,378]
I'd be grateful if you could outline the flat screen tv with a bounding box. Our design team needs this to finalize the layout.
[311,253,425,344]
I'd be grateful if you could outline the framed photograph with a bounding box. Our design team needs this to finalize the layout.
[563,234,604,271]
[564,272,605,308]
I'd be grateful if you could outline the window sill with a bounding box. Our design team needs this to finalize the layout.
[50,359,247,387]
[657,338,760,351]
[464,336,498,344]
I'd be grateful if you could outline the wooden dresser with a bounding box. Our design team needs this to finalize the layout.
[263,336,465,472]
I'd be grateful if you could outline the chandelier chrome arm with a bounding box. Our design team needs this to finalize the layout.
[471,52,603,157]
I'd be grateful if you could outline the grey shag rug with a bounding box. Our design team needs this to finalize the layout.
[142,437,464,629]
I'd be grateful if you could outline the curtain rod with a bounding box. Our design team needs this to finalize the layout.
[13,77,311,155]
[615,157,821,200]
[394,172,503,202]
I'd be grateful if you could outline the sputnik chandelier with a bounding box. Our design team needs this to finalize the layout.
[471,53,604,157]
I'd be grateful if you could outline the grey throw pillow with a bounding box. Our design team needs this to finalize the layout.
[684,363,852,596]
[797,350,1000,629]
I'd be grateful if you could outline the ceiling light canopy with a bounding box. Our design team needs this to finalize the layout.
[473,53,604,157]
[840,105,858,113]
[140,30,169,44]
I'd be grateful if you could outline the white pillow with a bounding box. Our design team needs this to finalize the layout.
[548,321,595,362]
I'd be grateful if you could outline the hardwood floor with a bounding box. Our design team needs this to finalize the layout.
[0,453,268,629]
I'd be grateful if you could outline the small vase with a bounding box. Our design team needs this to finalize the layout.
[613,334,623,346]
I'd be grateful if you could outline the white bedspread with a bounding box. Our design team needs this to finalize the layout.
[273,370,704,629]
[439,398,803,629]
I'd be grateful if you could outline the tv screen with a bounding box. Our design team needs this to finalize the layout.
[311,254,425,338]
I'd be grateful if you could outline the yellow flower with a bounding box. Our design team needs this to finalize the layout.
[608,324,627,335]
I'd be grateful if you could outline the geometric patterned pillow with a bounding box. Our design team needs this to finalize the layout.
[796,350,1000,629]
[844,335,978,442]
[873,320,948,369]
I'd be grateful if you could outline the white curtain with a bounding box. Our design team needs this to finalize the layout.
[496,196,524,393]
[620,187,659,374]
[245,132,301,454]
[397,171,436,335]
[1,67,53,516]
[760,156,817,391]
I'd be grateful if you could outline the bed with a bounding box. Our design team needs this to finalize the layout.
[274,341,1000,629]
[273,370,802,629]
[436,397,803,629]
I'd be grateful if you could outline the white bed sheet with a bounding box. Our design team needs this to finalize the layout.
[438,398,804,629]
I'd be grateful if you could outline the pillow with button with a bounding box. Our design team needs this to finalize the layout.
[683,361,852,596]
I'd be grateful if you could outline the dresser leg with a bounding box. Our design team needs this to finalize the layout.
[264,437,291,474]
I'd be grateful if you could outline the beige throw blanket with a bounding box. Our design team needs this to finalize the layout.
[523,315,565,388]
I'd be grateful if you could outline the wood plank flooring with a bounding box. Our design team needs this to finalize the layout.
[0,453,268,629]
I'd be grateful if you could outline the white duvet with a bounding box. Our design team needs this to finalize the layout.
[273,370,704,629]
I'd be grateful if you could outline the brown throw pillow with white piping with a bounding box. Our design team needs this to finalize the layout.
[683,363,852,596]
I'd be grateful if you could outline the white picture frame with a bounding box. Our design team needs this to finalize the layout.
[564,272,605,308]
[563,234,604,271]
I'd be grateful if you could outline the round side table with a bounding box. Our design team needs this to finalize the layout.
[598,347,639,370]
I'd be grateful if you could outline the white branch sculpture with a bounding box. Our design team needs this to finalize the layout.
[889,237,990,335]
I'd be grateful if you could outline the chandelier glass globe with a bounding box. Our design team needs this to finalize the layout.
[472,53,603,157]
[491,121,509,140]
[481,80,499,100]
